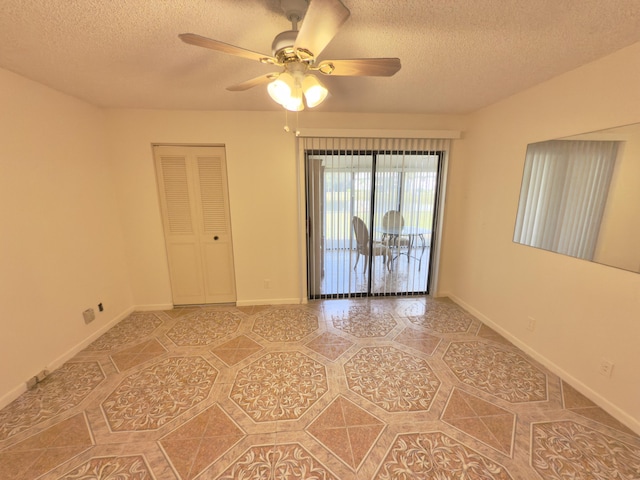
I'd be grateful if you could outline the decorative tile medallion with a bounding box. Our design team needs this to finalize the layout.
[230,351,328,422]
[307,395,385,471]
[102,356,217,432]
[374,431,512,479]
[0,413,93,480]
[331,305,397,338]
[252,309,319,342]
[58,455,154,479]
[85,312,163,351]
[531,420,640,480]
[211,334,263,366]
[305,332,354,361]
[442,388,516,456]
[443,341,547,403]
[110,338,167,372]
[166,310,241,346]
[160,404,245,480]
[0,362,105,441]
[405,299,473,333]
[217,443,337,480]
[344,346,440,412]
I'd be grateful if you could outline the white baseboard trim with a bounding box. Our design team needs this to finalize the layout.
[47,306,135,371]
[432,289,451,299]
[236,298,304,307]
[0,305,135,410]
[133,303,174,312]
[0,383,28,411]
[447,293,640,436]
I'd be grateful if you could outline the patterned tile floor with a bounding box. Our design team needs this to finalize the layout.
[1,297,639,479]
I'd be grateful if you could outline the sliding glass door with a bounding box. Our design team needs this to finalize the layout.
[303,137,446,298]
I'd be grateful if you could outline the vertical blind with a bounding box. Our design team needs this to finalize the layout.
[299,136,450,298]
[514,139,619,260]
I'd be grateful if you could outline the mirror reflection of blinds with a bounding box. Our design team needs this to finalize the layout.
[514,140,619,260]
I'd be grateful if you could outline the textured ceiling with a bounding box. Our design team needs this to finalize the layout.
[1,0,640,114]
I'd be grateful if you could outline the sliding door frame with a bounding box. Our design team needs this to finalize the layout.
[295,132,458,303]
[303,147,445,299]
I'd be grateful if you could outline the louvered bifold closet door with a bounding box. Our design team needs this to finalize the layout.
[195,152,237,303]
[154,145,236,305]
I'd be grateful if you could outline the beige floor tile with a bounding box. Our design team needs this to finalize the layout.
[0,299,638,480]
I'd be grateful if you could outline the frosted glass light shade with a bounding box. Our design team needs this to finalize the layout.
[268,71,328,111]
[281,89,304,111]
[302,75,328,108]
[267,72,295,105]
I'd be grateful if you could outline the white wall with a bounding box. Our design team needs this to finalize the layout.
[105,110,301,307]
[439,42,640,432]
[0,68,465,405]
[0,69,133,404]
[105,110,466,307]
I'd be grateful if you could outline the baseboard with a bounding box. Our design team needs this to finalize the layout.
[432,289,451,299]
[0,383,28,411]
[133,303,174,312]
[134,300,306,309]
[446,293,640,436]
[0,305,135,410]
[48,305,136,372]
[236,298,304,307]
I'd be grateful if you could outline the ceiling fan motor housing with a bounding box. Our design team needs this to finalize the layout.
[272,30,298,56]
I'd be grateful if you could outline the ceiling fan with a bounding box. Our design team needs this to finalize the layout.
[179,0,401,111]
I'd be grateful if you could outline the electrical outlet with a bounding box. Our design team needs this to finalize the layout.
[599,359,614,378]
[264,279,271,289]
[527,317,536,332]
[83,308,95,324]
[98,302,104,312]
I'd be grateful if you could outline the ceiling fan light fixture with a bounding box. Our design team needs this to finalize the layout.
[281,88,304,111]
[267,72,295,105]
[268,68,306,111]
[181,0,402,113]
[302,74,328,108]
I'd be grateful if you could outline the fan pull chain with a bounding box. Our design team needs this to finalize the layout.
[284,109,290,132]
[283,110,300,136]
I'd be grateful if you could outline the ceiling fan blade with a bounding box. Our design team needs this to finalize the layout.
[226,73,280,91]
[294,0,350,58]
[316,58,401,76]
[179,33,277,64]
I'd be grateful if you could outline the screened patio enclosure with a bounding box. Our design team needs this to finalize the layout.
[303,137,447,298]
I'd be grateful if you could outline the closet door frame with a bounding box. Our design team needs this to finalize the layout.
[154,144,237,305]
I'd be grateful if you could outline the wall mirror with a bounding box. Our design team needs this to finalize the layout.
[513,123,640,273]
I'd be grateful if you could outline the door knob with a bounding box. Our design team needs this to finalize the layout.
[214,236,219,240]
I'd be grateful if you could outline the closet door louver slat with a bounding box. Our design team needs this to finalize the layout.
[197,156,227,235]
[160,157,194,234]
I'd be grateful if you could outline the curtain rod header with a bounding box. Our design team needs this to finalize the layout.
[296,128,462,139]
